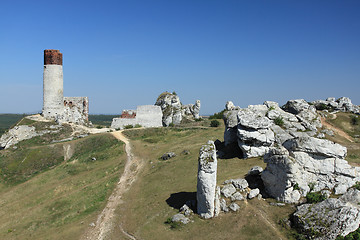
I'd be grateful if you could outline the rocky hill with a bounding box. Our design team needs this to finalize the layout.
[0,96,359,240]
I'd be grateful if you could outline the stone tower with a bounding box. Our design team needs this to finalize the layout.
[43,49,64,119]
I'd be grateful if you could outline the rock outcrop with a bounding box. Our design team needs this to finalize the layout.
[223,100,321,158]
[155,92,201,126]
[0,125,40,149]
[197,140,218,219]
[311,97,360,114]
[261,137,360,203]
[293,188,360,239]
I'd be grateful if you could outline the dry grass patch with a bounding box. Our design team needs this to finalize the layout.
[111,124,294,240]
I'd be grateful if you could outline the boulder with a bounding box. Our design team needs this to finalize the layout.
[171,213,190,224]
[155,92,182,126]
[230,192,244,201]
[197,141,218,219]
[161,152,176,160]
[229,202,240,212]
[261,137,360,203]
[224,178,249,191]
[221,184,236,198]
[293,194,360,239]
[248,166,263,176]
[248,188,260,199]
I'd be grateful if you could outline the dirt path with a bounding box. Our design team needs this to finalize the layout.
[82,130,142,240]
[321,115,354,143]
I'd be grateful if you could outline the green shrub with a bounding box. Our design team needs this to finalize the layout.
[210,120,220,127]
[353,181,360,190]
[165,217,181,229]
[274,116,284,127]
[337,227,360,239]
[195,118,203,122]
[168,123,175,127]
[134,124,142,128]
[293,183,300,190]
[351,115,359,125]
[306,191,327,204]
[124,125,134,129]
[209,109,225,119]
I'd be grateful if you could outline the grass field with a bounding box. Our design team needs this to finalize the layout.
[109,122,296,240]
[0,133,126,240]
[88,115,119,127]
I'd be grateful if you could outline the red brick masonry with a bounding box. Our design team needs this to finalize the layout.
[44,49,63,65]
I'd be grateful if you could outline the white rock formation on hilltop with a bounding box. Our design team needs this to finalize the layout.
[155,92,201,126]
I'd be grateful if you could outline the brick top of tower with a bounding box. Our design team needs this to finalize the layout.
[44,49,62,65]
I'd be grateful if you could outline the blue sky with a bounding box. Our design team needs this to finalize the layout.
[0,0,359,115]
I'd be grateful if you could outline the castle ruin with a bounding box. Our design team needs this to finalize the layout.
[42,49,89,124]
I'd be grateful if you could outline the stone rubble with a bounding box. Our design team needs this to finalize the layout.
[311,96,360,114]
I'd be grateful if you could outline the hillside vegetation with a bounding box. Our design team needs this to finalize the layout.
[0,132,126,240]
[0,112,359,239]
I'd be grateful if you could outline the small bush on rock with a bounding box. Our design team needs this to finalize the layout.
[210,120,220,127]
[124,125,134,129]
[274,117,284,127]
[306,191,327,204]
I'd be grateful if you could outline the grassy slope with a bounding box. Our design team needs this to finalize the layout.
[325,112,360,164]
[0,114,27,135]
[0,133,126,240]
[110,122,295,240]
[88,115,119,127]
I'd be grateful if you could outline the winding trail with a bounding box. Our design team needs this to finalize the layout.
[82,130,142,240]
[321,115,354,143]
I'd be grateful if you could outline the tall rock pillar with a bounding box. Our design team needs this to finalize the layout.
[197,140,218,219]
[42,49,64,119]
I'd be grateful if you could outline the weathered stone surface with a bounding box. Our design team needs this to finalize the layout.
[230,192,244,201]
[224,178,249,191]
[283,137,347,159]
[161,152,176,160]
[171,213,190,224]
[214,186,221,217]
[248,188,260,199]
[0,125,39,149]
[293,195,360,239]
[197,141,218,219]
[220,198,229,212]
[282,99,312,115]
[248,166,263,176]
[221,184,237,198]
[229,202,240,212]
[155,92,182,126]
[261,137,360,203]
[180,204,193,216]
[312,96,360,114]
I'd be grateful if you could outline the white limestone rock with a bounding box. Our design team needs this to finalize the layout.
[231,192,244,201]
[229,202,240,212]
[155,92,182,126]
[248,166,263,176]
[293,197,360,239]
[221,184,237,198]
[171,213,190,224]
[261,137,360,203]
[248,188,260,199]
[197,141,218,219]
[0,125,39,149]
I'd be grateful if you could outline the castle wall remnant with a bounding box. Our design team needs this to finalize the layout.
[42,49,89,124]
[111,105,163,129]
[43,50,64,119]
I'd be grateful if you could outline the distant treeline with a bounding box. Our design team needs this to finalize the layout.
[88,114,119,127]
[0,114,119,135]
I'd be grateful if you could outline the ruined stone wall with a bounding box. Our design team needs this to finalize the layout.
[63,97,89,124]
[111,105,163,129]
[43,50,64,119]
